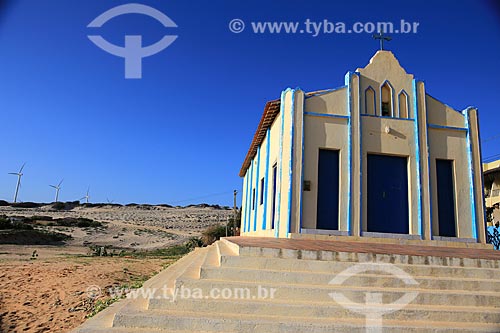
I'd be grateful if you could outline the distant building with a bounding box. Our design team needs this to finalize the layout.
[484,159,500,226]
[239,51,486,244]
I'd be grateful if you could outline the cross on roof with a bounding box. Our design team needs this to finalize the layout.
[373,31,392,50]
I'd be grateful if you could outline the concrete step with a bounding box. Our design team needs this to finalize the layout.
[75,328,223,333]
[222,239,500,268]
[220,255,500,280]
[148,297,500,324]
[231,243,500,269]
[112,308,500,332]
[72,247,209,332]
[200,265,500,292]
[174,277,500,307]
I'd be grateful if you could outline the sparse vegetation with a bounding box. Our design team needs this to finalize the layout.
[0,229,71,245]
[201,224,228,246]
[0,215,33,230]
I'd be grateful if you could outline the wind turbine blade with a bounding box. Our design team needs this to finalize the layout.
[19,163,26,173]
[8,173,18,175]
[58,179,64,187]
[50,185,56,189]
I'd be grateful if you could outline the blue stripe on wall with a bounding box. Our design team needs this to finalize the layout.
[286,89,296,235]
[304,112,349,119]
[299,97,305,232]
[246,160,254,232]
[276,89,290,237]
[345,72,352,235]
[253,146,261,232]
[463,109,478,239]
[263,128,271,230]
[412,80,423,237]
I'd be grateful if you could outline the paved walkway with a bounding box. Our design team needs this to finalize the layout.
[225,237,500,260]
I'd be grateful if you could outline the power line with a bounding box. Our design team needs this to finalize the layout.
[482,134,500,143]
[170,190,234,205]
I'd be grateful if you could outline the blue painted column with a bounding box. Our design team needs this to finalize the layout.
[412,79,424,238]
[286,89,296,235]
[253,146,261,232]
[246,160,254,233]
[262,129,271,230]
[463,109,478,240]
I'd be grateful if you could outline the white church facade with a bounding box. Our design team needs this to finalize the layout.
[239,51,487,244]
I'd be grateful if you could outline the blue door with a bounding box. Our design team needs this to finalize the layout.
[436,159,456,237]
[317,149,339,230]
[367,154,409,234]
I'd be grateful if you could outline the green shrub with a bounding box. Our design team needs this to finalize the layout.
[11,221,33,230]
[201,224,227,246]
[0,216,11,230]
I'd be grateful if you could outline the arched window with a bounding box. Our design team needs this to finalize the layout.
[381,82,393,117]
[365,87,376,115]
[398,91,408,118]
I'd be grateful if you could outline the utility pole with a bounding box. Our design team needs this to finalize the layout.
[233,190,238,234]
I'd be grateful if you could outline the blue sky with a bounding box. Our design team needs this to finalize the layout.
[0,0,499,205]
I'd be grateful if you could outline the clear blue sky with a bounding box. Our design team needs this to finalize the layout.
[0,0,499,205]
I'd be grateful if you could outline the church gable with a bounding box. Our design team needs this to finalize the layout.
[304,87,347,116]
[425,94,466,128]
[357,51,414,118]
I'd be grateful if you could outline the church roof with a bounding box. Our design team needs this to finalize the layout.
[239,90,331,177]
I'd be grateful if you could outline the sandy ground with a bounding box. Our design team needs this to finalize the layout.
[0,245,169,333]
[0,204,234,333]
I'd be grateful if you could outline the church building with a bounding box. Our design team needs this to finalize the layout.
[239,51,487,244]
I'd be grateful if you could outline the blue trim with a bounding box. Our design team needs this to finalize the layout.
[428,124,468,132]
[286,89,296,236]
[345,72,352,235]
[253,146,261,232]
[463,108,478,239]
[276,89,290,237]
[412,80,423,237]
[304,85,347,98]
[360,114,415,121]
[247,160,254,232]
[304,112,349,119]
[262,129,270,230]
[299,95,305,232]
[364,86,376,116]
[425,120,433,239]
[357,74,362,236]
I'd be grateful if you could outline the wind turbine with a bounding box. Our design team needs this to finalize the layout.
[8,163,26,203]
[50,179,63,202]
[80,187,90,204]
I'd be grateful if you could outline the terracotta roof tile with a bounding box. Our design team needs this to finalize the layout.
[239,90,335,177]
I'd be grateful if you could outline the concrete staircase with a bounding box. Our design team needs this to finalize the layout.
[74,238,500,333]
